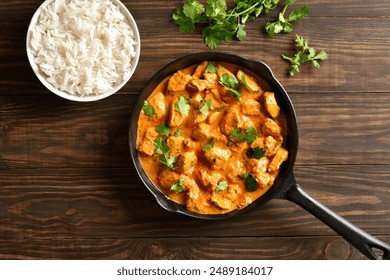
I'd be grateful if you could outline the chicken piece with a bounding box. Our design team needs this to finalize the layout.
[148,92,166,117]
[167,71,192,94]
[240,115,255,131]
[203,72,219,84]
[192,61,208,79]
[185,177,209,213]
[268,147,288,172]
[211,184,242,211]
[264,135,281,156]
[262,118,282,137]
[264,91,280,119]
[204,147,231,170]
[225,159,245,184]
[176,151,197,175]
[236,69,263,93]
[137,127,159,156]
[158,169,181,190]
[166,135,184,155]
[241,99,262,116]
[198,169,223,189]
[220,106,241,135]
[216,65,235,79]
[254,173,271,188]
[168,96,188,127]
[192,123,211,141]
[250,136,266,149]
[246,157,269,175]
[208,110,223,124]
[187,79,213,94]
[190,93,204,108]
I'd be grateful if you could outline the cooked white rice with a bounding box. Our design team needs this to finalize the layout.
[29,0,137,96]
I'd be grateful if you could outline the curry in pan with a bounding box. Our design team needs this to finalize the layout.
[136,61,288,214]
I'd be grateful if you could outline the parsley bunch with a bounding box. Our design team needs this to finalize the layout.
[282,34,328,76]
[173,0,280,49]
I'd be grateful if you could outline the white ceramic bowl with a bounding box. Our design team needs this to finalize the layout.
[26,0,140,102]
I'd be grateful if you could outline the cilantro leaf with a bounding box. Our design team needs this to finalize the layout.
[202,137,216,151]
[282,34,328,76]
[156,121,170,137]
[154,138,176,169]
[200,99,214,114]
[174,128,182,137]
[170,178,185,192]
[172,0,279,49]
[216,181,228,192]
[230,126,258,144]
[142,101,155,116]
[219,73,242,101]
[246,146,266,159]
[265,1,309,36]
[205,62,219,73]
[239,173,258,192]
[175,95,190,115]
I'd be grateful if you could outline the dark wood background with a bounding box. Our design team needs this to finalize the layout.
[1,0,389,260]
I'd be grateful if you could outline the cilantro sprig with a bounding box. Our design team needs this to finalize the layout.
[142,101,155,117]
[246,146,266,159]
[239,173,258,192]
[282,34,328,76]
[219,73,242,101]
[230,126,258,144]
[170,178,185,192]
[154,138,176,170]
[265,0,309,36]
[172,0,279,49]
[175,95,191,115]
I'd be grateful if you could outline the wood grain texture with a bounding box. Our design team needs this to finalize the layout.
[0,165,388,239]
[1,235,390,260]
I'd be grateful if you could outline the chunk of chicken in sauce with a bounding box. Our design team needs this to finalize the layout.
[137,61,288,214]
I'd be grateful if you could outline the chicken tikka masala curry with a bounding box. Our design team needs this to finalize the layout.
[137,61,288,214]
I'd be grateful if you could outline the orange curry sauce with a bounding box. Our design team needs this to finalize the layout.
[137,61,288,214]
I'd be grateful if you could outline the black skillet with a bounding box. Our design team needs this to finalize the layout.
[129,52,390,260]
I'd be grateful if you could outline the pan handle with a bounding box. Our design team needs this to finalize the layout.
[285,183,390,260]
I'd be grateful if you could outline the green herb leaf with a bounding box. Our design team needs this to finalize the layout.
[205,62,219,73]
[156,121,170,137]
[200,99,214,114]
[174,128,182,136]
[219,73,242,101]
[142,101,155,116]
[282,34,328,76]
[265,1,309,36]
[154,138,176,169]
[230,126,258,144]
[216,181,228,192]
[202,137,216,151]
[246,146,266,159]
[175,95,190,115]
[170,178,185,192]
[239,173,258,192]
[172,0,279,49]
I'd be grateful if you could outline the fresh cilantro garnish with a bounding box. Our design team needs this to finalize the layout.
[175,95,191,115]
[170,178,185,192]
[156,121,170,137]
[246,146,266,159]
[202,137,216,151]
[230,126,258,144]
[265,0,309,36]
[154,138,176,169]
[142,101,155,116]
[216,181,228,192]
[240,73,250,91]
[219,73,242,101]
[282,34,328,76]
[199,99,214,114]
[205,62,219,73]
[172,0,279,49]
[239,173,258,192]
[174,128,182,137]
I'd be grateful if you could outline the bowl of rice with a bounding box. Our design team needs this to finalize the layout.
[26,0,140,101]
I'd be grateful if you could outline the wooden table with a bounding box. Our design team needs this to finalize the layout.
[1,0,389,260]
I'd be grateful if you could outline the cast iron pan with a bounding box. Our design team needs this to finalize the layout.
[129,52,390,259]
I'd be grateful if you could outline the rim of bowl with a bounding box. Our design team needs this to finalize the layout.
[26,0,141,102]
